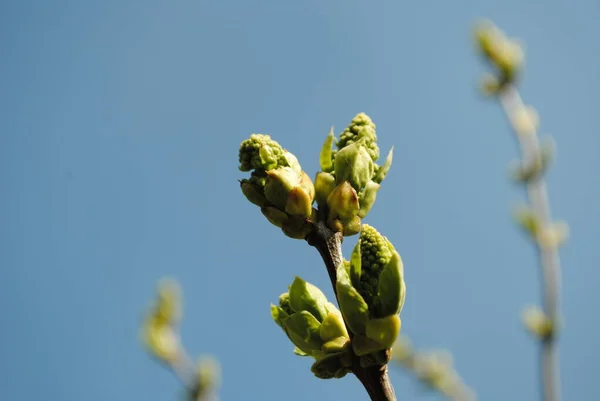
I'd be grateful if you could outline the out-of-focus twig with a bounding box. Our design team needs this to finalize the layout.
[391,337,476,401]
[474,20,566,401]
[141,278,221,401]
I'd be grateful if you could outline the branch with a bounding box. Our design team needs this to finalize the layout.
[307,220,397,401]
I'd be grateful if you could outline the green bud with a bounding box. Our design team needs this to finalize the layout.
[320,312,349,342]
[238,134,317,240]
[264,167,302,210]
[271,277,350,360]
[279,292,292,311]
[320,127,335,172]
[282,150,302,175]
[262,168,314,219]
[261,206,288,228]
[289,276,329,322]
[240,179,268,208]
[238,134,285,171]
[354,225,405,318]
[293,347,309,356]
[336,261,369,335]
[378,247,405,316]
[299,171,315,201]
[280,215,315,239]
[373,147,394,184]
[327,181,360,221]
[311,352,351,379]
[352,334,386,357]
[322,336,350,353]
[285,187,313,218]
[342,215,362,236]
[365,315,401,349]
[334,139,374,191]
[358,180,380,218]
[315,172,336,207]
[335,225,406,358]
[284,311,324,355]
[270,304,289,329]
[337,113,379,162]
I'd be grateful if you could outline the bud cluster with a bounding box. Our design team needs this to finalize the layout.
[335,225,406,364]
[315,113,393,236]
[271,277,352,379]
[474,20,524,93]
[239,134,316,239]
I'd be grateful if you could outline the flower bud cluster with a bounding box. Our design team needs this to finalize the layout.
[336,225,406,364]
[239,134,316,239]
[271,277,352,379]
[316,113,393,236]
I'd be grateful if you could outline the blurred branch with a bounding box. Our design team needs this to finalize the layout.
[390,337,475,401]
[141,278,221,401]
[474,20,566,401]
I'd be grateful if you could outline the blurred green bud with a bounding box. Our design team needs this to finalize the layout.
[522,305,555,340]
[412,351,456,392]
[190,356,221,401]
[271,277,350,364]
[510,138,554,183]
[239,134,316,239]
[514,206,542,238]
[142,316,180,363]
[474,20,524,86]
[480,73,501,96]
[336,225,406,361]
[141,278,183,363]
[390,336,413,361]
[155,278,182,325]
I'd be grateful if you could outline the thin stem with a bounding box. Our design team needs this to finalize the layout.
[306,220,397,401]
[499,85,562,401]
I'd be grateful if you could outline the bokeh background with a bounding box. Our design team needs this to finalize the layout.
[2,1,599,400]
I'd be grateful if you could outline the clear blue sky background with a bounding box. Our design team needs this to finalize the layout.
[1,1,598,400]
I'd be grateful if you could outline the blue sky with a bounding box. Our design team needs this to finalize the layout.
[1,1,599,401]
